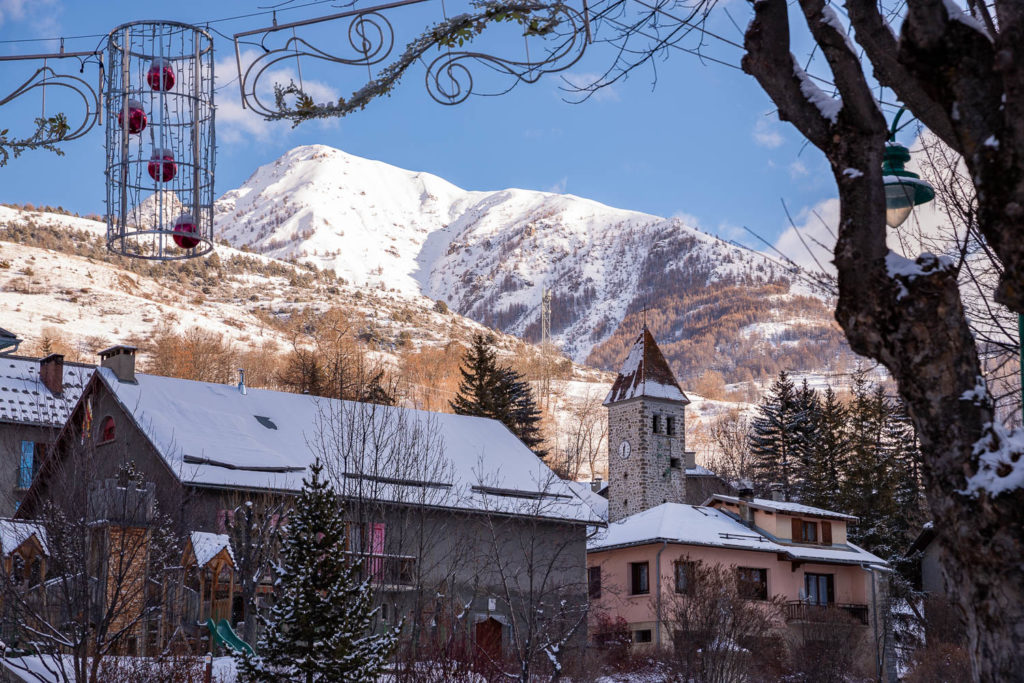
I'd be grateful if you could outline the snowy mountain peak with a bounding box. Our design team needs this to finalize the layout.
[214,145,840,376]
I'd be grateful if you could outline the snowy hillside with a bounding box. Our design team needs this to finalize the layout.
[214,145,845,377]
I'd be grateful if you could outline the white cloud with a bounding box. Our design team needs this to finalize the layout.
[753,116,784,148]
[559,72,620,102]
[215,50,341,145]
[671,211,701,229]
[547,177,568,193]
[788,159,809,178]
[773,198,839,275]
[0,0,59,32]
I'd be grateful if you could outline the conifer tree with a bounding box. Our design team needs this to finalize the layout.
[748,371,804,500]
[236,459,397,683]
[452,335,548,458]
[360,370,396,406]
[800,386,849,511]
[842,380,898,554]
[451,334,501,417]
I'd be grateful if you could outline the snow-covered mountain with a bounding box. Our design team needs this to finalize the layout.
[215,145,849,380]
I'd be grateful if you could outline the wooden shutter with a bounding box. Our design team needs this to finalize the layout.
[821,521,832,545]
[791,517,801,541]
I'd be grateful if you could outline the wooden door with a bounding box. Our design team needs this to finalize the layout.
[475,617,503,665]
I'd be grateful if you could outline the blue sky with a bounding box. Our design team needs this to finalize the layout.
[0,0,862,248]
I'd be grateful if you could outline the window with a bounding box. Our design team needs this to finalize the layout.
[18,441,34,490]
[99,416,116,443]
[670,457,681,469]
[588,566,602,599]
[652,415,662,434]
[666,416,676,436]
[633,629,652,643]
[805,573,835,606]
[674,561,695,595]
[801,521,818,543]
[630,562,650,595]
[736,567,768,600]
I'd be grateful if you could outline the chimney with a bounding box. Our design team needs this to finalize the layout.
[738,486,754,502]
[238,368,247,395]
[685,450,697,470]
[98,345,137,383]
[39,353,64,396]
[591,476,603,493]
[770,483,785,502]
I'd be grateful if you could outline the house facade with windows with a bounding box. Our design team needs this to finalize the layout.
[18,345,603,660]
[0,350,93,515]
[586,492,886,657]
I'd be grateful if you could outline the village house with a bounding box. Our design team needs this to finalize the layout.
[587,327,888,675]
[16,345,603,661]
[0,336,94,516]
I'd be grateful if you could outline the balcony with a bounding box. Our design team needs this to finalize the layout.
[784,600,869,626]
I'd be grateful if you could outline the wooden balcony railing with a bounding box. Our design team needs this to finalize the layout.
[784,600,870,626]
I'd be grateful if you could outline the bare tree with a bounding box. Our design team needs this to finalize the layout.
[472,468,591,681]
[221,492,287,646]
[705,410,755,487]
[550,386,608,481]
[3,447,185,683]
[736,1,1024,676]
[663,559,786,683]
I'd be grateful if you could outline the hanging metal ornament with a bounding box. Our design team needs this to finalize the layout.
[105,21,215,260]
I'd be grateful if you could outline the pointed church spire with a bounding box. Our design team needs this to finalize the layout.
[603,328,689,406]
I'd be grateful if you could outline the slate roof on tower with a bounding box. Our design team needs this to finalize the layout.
[603,328,689,405]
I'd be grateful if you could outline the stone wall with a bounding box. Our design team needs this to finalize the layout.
[608,397,688,522]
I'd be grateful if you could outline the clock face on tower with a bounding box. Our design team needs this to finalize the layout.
[619,440,632,460]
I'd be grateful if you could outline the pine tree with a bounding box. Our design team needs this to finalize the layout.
[748,371,804,500]
[792,379,822,502]
[842,380,898,555]
[495,366,548,458]
[360,370,396,406]
[451,334,501,417]
[800,386,849,510]
[452,335,547,458]
[236,459,397,683]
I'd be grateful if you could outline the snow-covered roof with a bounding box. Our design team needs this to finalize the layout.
[588,502,884,566]
[686,465,716,476]
[705,494,858,521]
[603,328,689,405]
[564,480,609,522]
[96,369,602,525]
[0,356,93,427]
[189,531,235,569]
[0,518,48,556]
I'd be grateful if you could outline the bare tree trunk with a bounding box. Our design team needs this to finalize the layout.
[743,0,1024,678]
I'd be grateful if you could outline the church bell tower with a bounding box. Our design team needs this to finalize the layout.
[604,327,690,522]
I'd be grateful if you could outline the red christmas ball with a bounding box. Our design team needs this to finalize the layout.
[147,58,175,91]
[173,214,200,249]
[117,99,147,135]
[147,148,177,183]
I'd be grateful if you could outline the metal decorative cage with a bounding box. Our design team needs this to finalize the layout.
[105,21,215,260]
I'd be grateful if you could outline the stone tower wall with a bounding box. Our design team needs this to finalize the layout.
[608,397,687,522]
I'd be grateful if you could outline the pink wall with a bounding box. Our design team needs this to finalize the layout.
[589,542,872,646]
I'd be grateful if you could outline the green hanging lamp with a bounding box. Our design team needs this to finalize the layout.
[882,108,935,228]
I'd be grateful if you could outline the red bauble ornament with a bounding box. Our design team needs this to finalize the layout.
[173,214,200,249]
[147,58,176,91]
[147,148,177,183]
[117,99,147,134]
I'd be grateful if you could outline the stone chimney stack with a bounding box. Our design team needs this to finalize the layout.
[39,354,64,396]
[770,483,785,502]
[99,345,137,383]
[738,486,754,502]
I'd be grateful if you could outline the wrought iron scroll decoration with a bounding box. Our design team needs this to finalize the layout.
[0,51,103,149]
[234,0,590,122]
[424,3,587,105]
[234,1,418,120]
